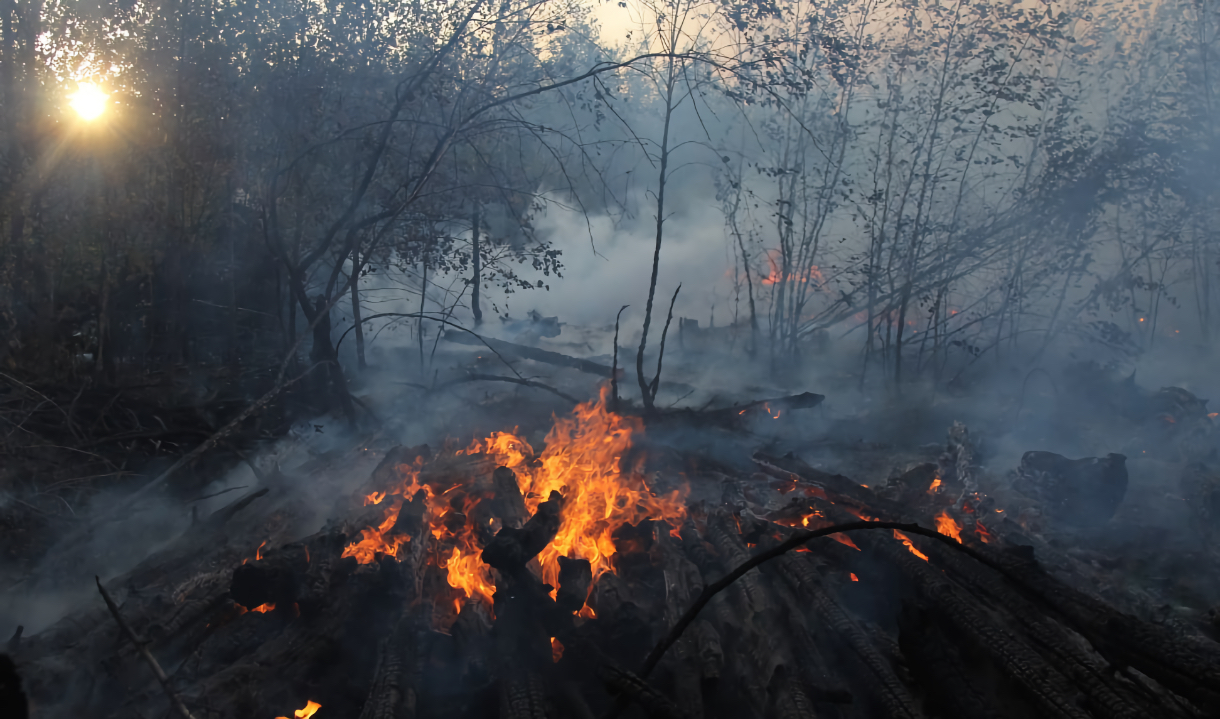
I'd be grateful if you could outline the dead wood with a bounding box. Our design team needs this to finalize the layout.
[556,556,593,615]
[897,603,1006,719]
[773,555,924,719]
[491,466,531,530]
[442,331,614,376]
[600,665,689,719]
[849,527,1095,719]
[482,490,564,573]
[1013,451,1128,527]
[922,539,1155,719]
[95,576,199,719]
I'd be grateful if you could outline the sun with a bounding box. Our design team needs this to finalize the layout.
[69,82,109,122]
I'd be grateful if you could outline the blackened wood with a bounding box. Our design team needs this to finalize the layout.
[358,615,419,719]
[774,555,924,719]
[765,665,819,719]
[849,528,1092,719]
[491,466,530,530]
[557,556,593,615]
[601,665,689,719]
[1013,451,1128,527]
[981,543,1220,712]
[897,603,1005,719]
[923,539,1150,719]
[482,491,564,572]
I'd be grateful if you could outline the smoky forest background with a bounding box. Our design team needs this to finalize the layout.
[3,0,1220,572]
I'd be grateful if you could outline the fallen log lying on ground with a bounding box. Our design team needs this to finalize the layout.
[6,398,1219,719]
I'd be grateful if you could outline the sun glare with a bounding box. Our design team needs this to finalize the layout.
[69,82,108,122]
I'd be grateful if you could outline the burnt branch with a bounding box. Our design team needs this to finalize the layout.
[95,577,198,719]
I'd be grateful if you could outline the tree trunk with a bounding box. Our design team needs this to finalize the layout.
[350,242,367,371]
[471,206,482,326]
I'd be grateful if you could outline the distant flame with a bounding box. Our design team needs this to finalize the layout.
[850,573,859,582]
[893,530,929,561]
[250,603,275,614]
[276,700,321,719]
[760,249,825,287]
[934,511,962,542]
[927,477,942,494]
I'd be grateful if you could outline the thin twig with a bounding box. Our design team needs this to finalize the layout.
[611,305,628,412]
[96,577,198,719]
[444,373,582,404]
[648,284,681,404]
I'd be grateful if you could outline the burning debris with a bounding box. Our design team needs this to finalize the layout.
[4,388,1220,719]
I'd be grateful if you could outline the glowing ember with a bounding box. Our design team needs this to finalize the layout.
[551,636,565,662]
[850,573,859,582]
[975,520,993,544]
[927,477,942,494]
[893,530,929,561]
[795,513,859,550]
[934,511,962,542]
[250,603,275,614]
[276,700,321,719]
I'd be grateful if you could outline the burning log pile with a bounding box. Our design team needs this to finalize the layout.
[6,389,1220,719]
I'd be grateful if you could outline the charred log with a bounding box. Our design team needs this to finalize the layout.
[1013,451,1128,527]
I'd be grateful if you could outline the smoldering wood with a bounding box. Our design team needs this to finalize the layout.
[1013,451,1128,527]
[482,490,564,572]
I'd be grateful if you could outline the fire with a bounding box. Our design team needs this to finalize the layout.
[934,511,962,542]
[250,603,275,614]
[850,573,859,582]
[797,513,860,550]
[760,249,825,287]
[927,477,941,494]
[551,636,565,662]
[341,387,687,616]
[476,386,689,594]
[365,491,386,505]
[893,530,929,561]
[440,546,497,612]
[342,499,411,563]
[276,700,321,719]
[256,540,266,560]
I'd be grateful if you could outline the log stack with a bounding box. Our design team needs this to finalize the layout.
[6,413,1220,719]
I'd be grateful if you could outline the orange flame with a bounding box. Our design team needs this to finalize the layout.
[256,540,266,560]
[760,249,825,287]
[850,573,859,582]
[341,387,687,615]
[893,530,929,561]
[934,511,962,542]
[365,491,386,505]
[276,700,321,719]
[475,386,688,595]
[797,513,860,550]
[927,477,942,494]
[250,603,275,614]
[551,636,565,662]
